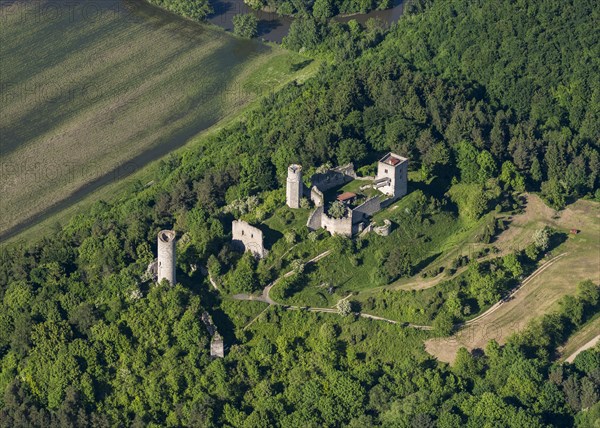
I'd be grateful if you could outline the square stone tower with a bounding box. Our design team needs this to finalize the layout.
[286,164,303,208]
[376,153,408,199]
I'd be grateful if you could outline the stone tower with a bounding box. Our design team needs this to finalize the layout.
[286,164,303,208]
[157,230,176,285]
[376,153,408,199]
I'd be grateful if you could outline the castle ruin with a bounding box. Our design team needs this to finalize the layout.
[374,153,408,199]
[157,229,176,285]
[286,164,303,208]
[288,153,408,237]
[232,220,267,259]
[201,311,225,358]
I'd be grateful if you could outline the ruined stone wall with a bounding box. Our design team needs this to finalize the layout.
[232,220,266,258]
[157,230,176,285]
[335,163,357,179]
[201,311,225,358]
[310,186,324,207]
[321,211,353,237]
[211,333,225,358]
[307,205,324,231]
[374,219,392,236]
[352,196,382,223]
[310,163,356,192]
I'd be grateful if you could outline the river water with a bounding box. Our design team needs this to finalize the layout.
[208,0,405,43]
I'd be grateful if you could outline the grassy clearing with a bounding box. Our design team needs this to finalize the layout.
[0,0,310,240]
[272,190,465,307]
[425,195,600,363]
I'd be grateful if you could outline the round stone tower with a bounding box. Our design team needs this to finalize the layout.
[286,164,303,209]
[157,230,176,285]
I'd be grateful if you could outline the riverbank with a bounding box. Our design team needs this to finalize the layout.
[206,0,406,43]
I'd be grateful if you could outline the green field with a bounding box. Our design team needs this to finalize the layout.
[0,0,310,239]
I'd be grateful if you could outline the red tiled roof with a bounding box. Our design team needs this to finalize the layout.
[337,192,357,202]
[386,156,401,166]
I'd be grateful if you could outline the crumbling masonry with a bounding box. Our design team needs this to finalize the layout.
[287,153,408,237]
[157,229,176,285]
[232,220,267,259]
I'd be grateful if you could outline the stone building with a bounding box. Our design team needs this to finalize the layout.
[201,311,225,358]
[309,163,356,192]
[286,164,303,208]
[296,153,408,237]
[157,230,176,285]
[375,153,408,199]
[232,220,267,259]
[210,333,225,358]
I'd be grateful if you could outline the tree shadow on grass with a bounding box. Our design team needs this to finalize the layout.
[257,224,284,249]
[210,307,237,345]
[413,252,443,275]
[176,268,237,344]
[291,59,313,71]
[410,175,452,201]
[549,231,568,251]
[178,267,220,307]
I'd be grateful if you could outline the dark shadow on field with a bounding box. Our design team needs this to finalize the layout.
[491,218,512,243]
[549,231,568,251]
[291,59,313,71]
[413,252,442,274]
[410,175,452,200]
[209,0,235,17]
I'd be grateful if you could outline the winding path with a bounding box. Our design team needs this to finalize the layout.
[232,249,433,329]
[564,334,600,363]
[232,250,332,304]
[463,252,568,326]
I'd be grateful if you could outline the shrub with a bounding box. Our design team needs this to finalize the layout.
[533,227,551,251]
[328,201,347,219]
[336,299,352,316]
[233,14,258,39]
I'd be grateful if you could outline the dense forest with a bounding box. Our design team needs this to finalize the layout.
[146,0,213,20]
[1,0,599,426]
[281,0,599,210]
[243,0,392,18]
